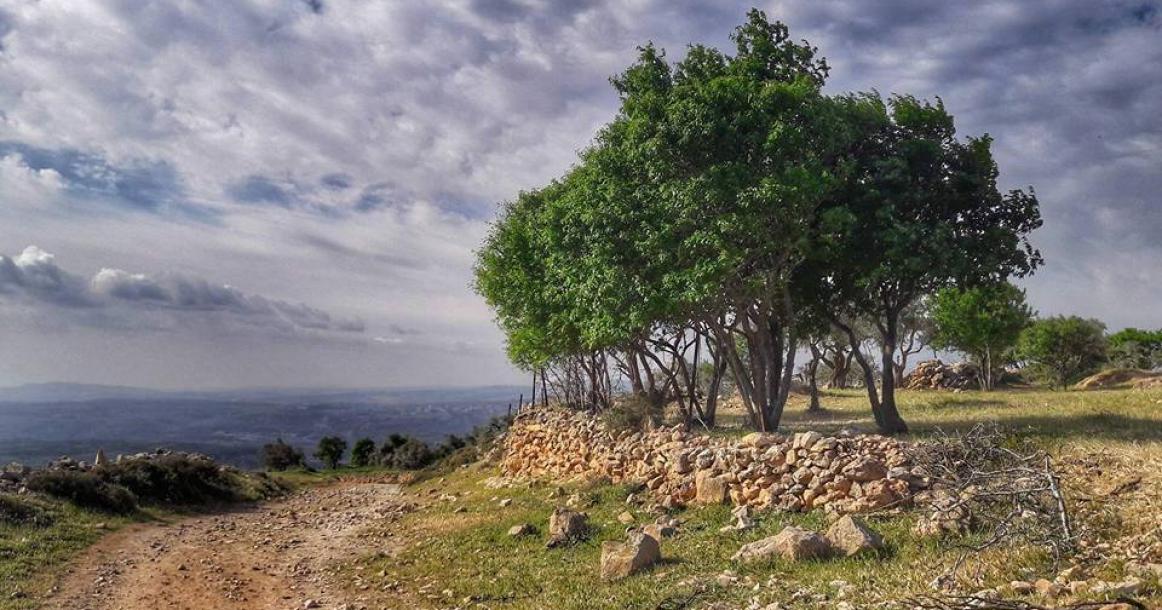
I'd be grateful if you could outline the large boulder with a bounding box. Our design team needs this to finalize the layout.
[825,515,884,557]
[732,526,832,563]
[546,508,588,548]
[600,531,660,580]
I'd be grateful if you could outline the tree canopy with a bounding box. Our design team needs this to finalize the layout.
[931,283,1034,390]
[474,10,1042,434]
[1017,316,1108,388]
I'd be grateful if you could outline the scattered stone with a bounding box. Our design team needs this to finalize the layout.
[643,523,676,541]
[732,526,832,563]
[600,531,660,580]
[617,511,635,525]
[507,523,536,537]
[546,508,588,548]
[499,498,513,508]
[825,515,883,557]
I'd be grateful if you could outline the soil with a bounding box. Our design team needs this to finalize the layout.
[43,480,408,610]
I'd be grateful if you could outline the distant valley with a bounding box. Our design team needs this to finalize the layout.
[0,383,524,468]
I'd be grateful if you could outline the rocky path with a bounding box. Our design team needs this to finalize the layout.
[43,480,409,610]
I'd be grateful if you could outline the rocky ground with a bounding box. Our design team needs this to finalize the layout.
[41,479,409,610]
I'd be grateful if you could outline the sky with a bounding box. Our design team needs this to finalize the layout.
[0,1,1159,390]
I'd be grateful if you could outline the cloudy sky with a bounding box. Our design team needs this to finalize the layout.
[0,1,1158,390]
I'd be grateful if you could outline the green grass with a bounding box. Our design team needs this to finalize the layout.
[0,496,144,610]
[347,388,1162,609]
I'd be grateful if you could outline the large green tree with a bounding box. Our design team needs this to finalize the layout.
[931,282,1034,390]
[803,94,1042,432]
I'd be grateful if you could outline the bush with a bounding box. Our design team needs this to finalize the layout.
[25,470,137,514]
[350,438,376,468]
[261,439,307,471]
[389,438,435,470]
[0,494,56,526]
[97,455,240,505]
[601,394,662,432]
[314,436,347,470]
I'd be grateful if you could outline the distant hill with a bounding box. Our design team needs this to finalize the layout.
[0,383,525,468]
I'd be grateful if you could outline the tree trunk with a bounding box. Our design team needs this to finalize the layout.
[877,311,910,434]
[807,343,822,412]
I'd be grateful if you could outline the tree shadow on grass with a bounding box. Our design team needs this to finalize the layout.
[907,412,1162,443]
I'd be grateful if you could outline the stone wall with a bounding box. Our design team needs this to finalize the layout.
[501,408,928,514]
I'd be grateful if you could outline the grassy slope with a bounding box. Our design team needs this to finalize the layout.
[348,388,1161,609]
[0,501,142,610]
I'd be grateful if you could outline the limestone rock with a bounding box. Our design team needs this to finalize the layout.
[695,471,728,505]
[508,523,536,537]
[825,516,883,557]
[731,526,832,563]
[546,508,588,548]
[600,532,660,580]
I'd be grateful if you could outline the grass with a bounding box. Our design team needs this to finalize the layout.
[0,497,144,610]
[344,387,1162,609]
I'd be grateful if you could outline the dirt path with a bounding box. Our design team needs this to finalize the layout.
[43,480,410,610]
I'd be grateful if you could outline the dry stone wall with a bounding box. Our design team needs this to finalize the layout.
[501,408,928,514]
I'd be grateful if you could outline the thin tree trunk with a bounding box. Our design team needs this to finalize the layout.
[877,310,909,434]
[807,343,822,412]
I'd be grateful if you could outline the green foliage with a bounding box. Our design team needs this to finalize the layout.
[931,283,1034,389]
[350,438,376,468]
[261,438,306,471]
[1017,316,1108,388]
[314,436,347,470]
[473,10,1041,435]
[600,394,663,433]
[96,455,242,505]
[1108,327,1162,369]
[0,495,56,527]
[24,471,137,515]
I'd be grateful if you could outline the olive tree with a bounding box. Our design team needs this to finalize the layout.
[805,94,1043,432]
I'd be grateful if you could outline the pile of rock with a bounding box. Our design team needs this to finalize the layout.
[501,408,928,514]
[904,360,980,390]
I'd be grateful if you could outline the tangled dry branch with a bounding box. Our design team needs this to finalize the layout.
[902,594,1147,610]
[907,424,1077,585]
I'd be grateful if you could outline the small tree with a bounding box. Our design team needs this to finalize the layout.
[1017,316,1108,388]
[1108,328,1162,370]
[350,438,376,468]
[261,438,305,471]
[931,283,1033,390]
[314,436,347,470]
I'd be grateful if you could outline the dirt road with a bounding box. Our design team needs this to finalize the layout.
[44,480,409,610]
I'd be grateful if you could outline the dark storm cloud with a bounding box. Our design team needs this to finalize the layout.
[0,246,363,334]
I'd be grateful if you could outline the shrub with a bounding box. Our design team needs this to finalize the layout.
[97,455,239,505]
[0,494,56,526]
[314,436,347,470]
[350,438,376,468]
[390,438,434,470]
[601,394,662,432]
[261,439,307,471]
[25,470,137,514]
